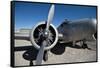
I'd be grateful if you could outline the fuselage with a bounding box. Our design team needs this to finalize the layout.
[57,18,97,42]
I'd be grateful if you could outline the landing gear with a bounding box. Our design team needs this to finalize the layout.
[82,43,88,49]
[72,41,76,47]
[81,40,88,49]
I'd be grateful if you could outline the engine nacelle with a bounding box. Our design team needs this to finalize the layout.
[30,21,58,50]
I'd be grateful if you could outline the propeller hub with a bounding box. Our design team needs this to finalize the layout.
[45,31,48,35]
[44,30,49,37]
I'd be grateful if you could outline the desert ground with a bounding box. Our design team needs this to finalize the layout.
[14,39,97,66]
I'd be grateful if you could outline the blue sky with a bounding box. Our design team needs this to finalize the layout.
[14,2,97,30]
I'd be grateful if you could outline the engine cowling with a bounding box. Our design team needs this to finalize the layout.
[30,21,58,50]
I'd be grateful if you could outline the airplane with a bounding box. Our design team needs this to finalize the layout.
[15,4,97,65]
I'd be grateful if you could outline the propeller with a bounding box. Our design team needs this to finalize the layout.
[35,4,55,65]
[46,4,55,32]
[35,40,47,65]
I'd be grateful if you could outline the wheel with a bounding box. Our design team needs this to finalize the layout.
[82,43,88,49]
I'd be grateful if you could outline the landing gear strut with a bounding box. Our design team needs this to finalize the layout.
[81,40,88,49]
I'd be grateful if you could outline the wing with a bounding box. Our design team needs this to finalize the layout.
[15,29,31,41]
[15,28,64,42]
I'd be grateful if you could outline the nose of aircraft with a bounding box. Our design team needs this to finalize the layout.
[92,18,97,25]
[91,18,97,31]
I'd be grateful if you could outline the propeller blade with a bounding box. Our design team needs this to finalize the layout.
[46,4,55,31]
[35,40,47,65]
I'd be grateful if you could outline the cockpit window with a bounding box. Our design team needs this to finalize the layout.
[61,19,70,27]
